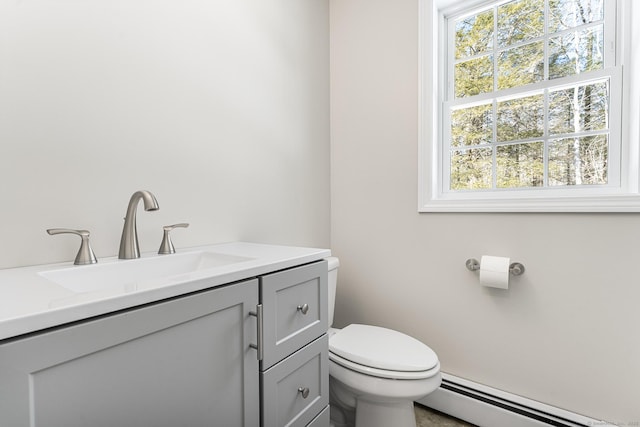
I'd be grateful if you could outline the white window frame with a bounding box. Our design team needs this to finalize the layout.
[418,0,640,212]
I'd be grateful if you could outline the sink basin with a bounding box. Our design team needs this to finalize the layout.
[39,251,254,293]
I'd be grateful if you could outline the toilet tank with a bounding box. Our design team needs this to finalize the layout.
[326,257,339,327]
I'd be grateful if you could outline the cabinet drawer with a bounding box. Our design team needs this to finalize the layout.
[260,261,327,368]
[261,335,329,427]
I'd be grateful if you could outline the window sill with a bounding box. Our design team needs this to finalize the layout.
[419,193,640,212]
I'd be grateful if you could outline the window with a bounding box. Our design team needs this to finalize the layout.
[419,0,640,211]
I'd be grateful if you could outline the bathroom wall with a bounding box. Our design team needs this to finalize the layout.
[0,0,330,269]
[330,0,639,423]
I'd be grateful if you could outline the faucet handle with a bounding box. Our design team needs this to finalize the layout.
[158,223,189,255]
[47,228,98,265]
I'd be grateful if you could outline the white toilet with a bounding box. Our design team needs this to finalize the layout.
[326,257,441,427]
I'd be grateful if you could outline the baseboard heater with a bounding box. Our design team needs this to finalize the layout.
[417,374,617,427]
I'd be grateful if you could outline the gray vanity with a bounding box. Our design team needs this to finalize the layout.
[0,242,330,427]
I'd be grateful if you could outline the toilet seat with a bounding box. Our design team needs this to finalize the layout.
[329,324,439,379]
[329,351,440,380]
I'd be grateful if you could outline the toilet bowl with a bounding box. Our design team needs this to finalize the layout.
[326,258,441,427]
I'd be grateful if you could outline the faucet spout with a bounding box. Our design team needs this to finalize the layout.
[118,190,159,259]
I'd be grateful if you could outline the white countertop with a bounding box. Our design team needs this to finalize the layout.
[0,242,330,341]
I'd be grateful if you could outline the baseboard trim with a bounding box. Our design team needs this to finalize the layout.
[416,373,617,427]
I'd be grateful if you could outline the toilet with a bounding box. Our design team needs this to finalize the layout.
[326,257,441,427]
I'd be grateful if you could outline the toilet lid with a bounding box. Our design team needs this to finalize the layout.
[329,324,439,372]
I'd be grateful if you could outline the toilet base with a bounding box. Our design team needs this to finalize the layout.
[329,373,430,427]
[329,397,417,427]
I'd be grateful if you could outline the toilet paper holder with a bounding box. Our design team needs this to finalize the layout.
[465,258,525,276]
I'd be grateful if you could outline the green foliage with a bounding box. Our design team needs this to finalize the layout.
[455,9,493,59]
[497,94,544,142]
[496,142,544,188]
[451,104,492,147]
[498,41,544,89]
[497,0,544,47]
[455,56,493,97]
[450,148,492,190]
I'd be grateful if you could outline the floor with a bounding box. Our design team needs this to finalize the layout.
[415,404,477,427]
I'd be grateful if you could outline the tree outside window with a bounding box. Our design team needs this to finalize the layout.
[447,0,609,192]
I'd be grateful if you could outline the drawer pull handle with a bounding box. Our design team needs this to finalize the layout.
[297,304,309,315]
[298,387,310,399]
[248,304,264,361]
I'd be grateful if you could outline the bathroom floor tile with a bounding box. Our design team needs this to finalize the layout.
[415,404,477,427]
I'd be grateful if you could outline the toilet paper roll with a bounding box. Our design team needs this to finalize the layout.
[479,255,510,289]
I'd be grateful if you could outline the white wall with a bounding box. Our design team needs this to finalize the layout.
[0,0,330,269]
[330,0,640,423]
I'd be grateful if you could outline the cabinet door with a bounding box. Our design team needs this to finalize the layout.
[0,280,260,427]
[260,261,328,368]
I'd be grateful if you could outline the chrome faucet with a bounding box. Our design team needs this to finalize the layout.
[118,190,159,259]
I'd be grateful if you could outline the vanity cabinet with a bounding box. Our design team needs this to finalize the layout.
[0,279,260,427]
[0,258,329,427]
